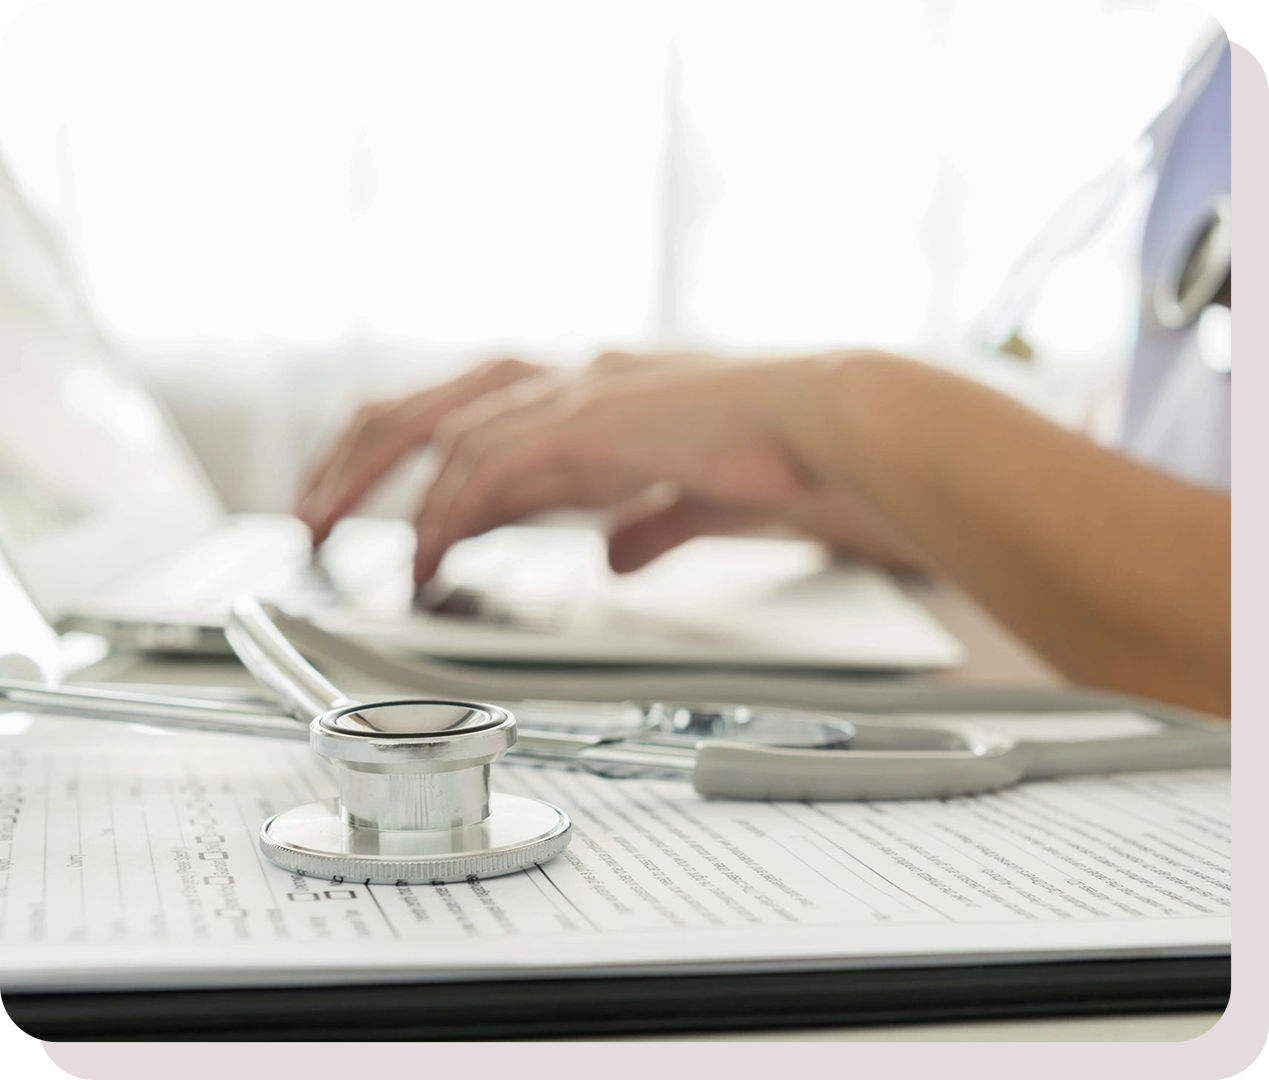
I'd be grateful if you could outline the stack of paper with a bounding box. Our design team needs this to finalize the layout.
[0,712,1230,991]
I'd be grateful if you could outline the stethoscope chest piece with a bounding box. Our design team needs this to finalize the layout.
[260,699,572,884]
[1152,194,1231,376]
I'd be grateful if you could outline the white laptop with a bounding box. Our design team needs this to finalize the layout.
[0,158,963,671]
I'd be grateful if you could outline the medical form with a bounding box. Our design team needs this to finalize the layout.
[0,713,1230,991]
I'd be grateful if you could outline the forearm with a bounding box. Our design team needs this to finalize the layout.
[795,353,1230,715]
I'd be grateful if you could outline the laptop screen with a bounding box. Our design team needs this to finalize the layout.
[0,161,221,621]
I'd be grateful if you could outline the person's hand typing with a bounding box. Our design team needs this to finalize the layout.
[294,357,548,546]
[408,351,924,584]
[295,349,928,583]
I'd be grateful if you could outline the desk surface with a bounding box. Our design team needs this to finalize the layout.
[65,579,1223,1043]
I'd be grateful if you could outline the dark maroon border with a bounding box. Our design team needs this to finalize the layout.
[7,35,1258,1080]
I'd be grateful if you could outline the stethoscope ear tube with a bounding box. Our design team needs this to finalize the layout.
[690,722,1232,802]
[226,597,355,719]
[262,610,1231,802]
[1014,727,1231,781]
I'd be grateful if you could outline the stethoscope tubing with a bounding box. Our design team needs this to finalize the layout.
[0,674,1230,801]
[0,678,703,779]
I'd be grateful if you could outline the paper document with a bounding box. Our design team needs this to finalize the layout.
[0,712,1230,991]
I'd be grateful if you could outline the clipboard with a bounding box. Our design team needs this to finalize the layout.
[5,956,1229,1040]
[0,681,1231,1041]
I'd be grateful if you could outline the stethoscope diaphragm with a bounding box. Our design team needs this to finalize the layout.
[260,794,571,885]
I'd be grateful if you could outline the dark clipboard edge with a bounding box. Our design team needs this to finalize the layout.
[3,956,1230,1041]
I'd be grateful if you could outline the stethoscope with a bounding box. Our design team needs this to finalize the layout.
[974,36,1231,372]
[1155,193,1231,374]
[0,597,1231,885]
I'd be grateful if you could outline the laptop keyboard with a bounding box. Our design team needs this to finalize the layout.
[139,519,598,633]
[410,533,597,631]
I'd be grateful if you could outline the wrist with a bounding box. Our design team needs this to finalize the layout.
[772,349,912,487]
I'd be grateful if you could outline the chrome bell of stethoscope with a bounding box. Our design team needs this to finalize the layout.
[226,597,571,884]
[1154,194,1231,374]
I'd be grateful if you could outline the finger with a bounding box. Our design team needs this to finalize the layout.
[300,423,421,546]
[295,357,544,515]
[297,397,437,546]
[410,379,653,583]
[294,403,388,517]
[411,373,794,581]
[297,358,546,543]
[606,493,761,573]
[411,418,572,583]
[417,467,599,583]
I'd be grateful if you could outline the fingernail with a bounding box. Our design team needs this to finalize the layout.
[413,528,441,584]
[413,549,436,584]
[297,497,322,528]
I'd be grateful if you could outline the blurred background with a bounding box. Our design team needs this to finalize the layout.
[0,0,1219,514]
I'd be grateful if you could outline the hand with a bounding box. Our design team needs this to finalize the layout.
[604,486,929,577]
[294,357,548,546]
[605,485,928,575]
[410,350,927,583]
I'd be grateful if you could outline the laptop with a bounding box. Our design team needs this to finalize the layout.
[0,159,963,671]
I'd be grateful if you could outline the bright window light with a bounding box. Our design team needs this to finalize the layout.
[0,0,1217,361]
